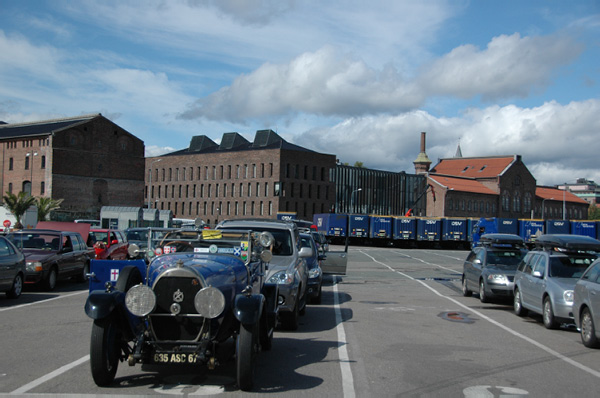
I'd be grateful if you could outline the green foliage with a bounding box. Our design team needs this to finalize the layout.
[353,161,364,168]
[36,197,64,221]
[3,191,37,229]
[588,204,600,220]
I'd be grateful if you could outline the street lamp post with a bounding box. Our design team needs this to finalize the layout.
[148,159,162,209]
[541,197,554,220]
[26,152,38,196]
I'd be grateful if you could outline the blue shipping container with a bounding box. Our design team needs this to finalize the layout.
[417,218,442,241]
[545,220,570,234]
[570,221,597,239]
[519,220,545,243]
[471,218,518,245]
[313,213,347,237]
[393,217,417,240]
[369,215,393,239]
[348,214,369,237]
[442,218,467,241]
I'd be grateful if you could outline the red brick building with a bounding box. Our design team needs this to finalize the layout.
[0,114,145,220]
[146,130,336,226]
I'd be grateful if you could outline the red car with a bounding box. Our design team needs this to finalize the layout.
[89,229,129,260]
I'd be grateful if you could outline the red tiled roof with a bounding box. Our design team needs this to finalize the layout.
[429,156,515,178]
[429,175,497,195]
[536,186,589,204]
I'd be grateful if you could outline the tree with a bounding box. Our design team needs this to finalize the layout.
[36,197,64,221]
[3,191,37,229]
[353,161,364,168]
[589,204,600,220]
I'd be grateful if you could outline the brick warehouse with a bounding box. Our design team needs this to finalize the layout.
[0,114,145,220]
[146,129,337,226]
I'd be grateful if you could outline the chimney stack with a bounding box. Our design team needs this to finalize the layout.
[413,131,432,175]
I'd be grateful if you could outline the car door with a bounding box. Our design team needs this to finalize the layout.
[519,253,539,309]
[528,254,548,314]
[59,233,79,276]
[463,249,478,290]
[320,247,348,275]
[0,237,16,290]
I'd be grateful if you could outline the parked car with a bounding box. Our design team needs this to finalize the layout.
[217,219,310,330]
[84,229,278,390]
[573,258,600,347]
[462,233,527,302]
[0,235,26,298]
[89,228,129,260]
[513,234,600,329]
[7,229,94,290]
[300,232,323,304]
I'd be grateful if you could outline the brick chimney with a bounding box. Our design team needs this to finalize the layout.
[413,132,432,174]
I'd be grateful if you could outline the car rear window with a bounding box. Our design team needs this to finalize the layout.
[549,254,596,278]
[487,250,525,268]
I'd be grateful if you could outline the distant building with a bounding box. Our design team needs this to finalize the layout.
[557,178,600,207]
[416,133,588,219]
[0,114,145,221]
[146,130,336,226]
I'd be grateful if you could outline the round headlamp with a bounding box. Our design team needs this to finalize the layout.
[194,286,226,319]
[125,284,156,316]
[259,231,275,247]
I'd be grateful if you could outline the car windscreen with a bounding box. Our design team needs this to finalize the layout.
[549,254,596,278]
[486,249,526,269]
[7,232,61,250]
[300,236,315,250]
[219,226,293,256]
[89,231,109,244]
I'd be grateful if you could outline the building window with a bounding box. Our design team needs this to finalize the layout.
[8,183,12,194]
[513,192,521,212]
[502,191,510,212]
[25,156,30,170]
[41,156,46,169]
[9,158,13,171]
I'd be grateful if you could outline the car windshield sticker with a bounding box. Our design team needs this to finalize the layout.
[240,241,249,261]
[164,246,175,254]
[202,230,222,240]
[233,247,242,256]
[218,247,234,254]
[194,247,209,253]
[209,244,218,253]
[110,269,119,282]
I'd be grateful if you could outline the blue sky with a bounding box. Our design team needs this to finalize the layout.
[1,0,599,186]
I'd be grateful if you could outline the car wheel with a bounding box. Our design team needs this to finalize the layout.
[462,276,472,297]
[90,315,121,386]
[7,273,23,299]
[299,290,307,316]
[479,279,489,303]
[312,285,322,304]
[44,267,58,291]
[543,296,559,329]
[580,307,600,348]
[259,309,273,351]
[513,288,528,317]
[281,299,299,331]
[77,262,90,283]
[236,323,257,391]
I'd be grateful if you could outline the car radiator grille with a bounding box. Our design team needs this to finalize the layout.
[150,276,205,341]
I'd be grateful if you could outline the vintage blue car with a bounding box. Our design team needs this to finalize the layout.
[84,229,278,391]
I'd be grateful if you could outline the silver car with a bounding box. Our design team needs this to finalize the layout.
[574,258,600,347]
[513,234,600,329]
[217,219,310,330]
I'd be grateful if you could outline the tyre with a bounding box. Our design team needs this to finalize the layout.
[259,309,273,351]
[44,267,58,291]
[115,266,142,292]
[236,323,257,391]
[312,285,322,304]
[513,288,528,317]
[479,279,489,303]
[462,276,472,297]
[77,262,90,283]
[299,289,307,316]
[543,296,559,329]
[280,299,299,331]
[580,307,600,348]
[7,273,23,299]
[90,315,121,386]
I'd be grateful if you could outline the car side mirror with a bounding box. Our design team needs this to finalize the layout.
[111,239,118,245]
[473,259,482,265]
[532,270,543,278]
[299,247,313,258]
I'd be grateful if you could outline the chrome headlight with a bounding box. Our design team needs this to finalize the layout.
[194,286,225,319]
[486,274,508,284]
[309,267,322,279]
[564,290,574,304]
[267,270,294,285]
[125,284,156,316]
[26,261,43,272]
[259,231,275,247]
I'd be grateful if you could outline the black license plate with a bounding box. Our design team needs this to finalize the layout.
[153,352,199,364]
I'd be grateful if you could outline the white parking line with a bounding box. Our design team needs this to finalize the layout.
[360,250,600,379]
[0,290,87,312]
[393,250,462,275]
[333,275,356,398]
[10,355,90,395]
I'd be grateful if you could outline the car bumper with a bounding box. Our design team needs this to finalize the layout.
[488,281,515,297]
[554,301,575,321]
[273,283,298,313]
[307,278,321,298]
[24,270,44,284]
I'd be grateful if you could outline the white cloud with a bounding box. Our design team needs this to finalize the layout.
[145,145,177,157]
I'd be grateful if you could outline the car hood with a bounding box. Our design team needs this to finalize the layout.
[265,255,295,278]
[23,251,57,262]
[549,277,578,291]
[484,266,516,276]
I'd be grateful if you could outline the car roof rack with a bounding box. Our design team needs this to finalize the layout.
[478,233,525,248]
[534,234,600,252]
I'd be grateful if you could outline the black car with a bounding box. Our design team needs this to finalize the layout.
[0,236,26,298]
[84,229,278,391]
[462,233,527,302]
[300,232,323,304]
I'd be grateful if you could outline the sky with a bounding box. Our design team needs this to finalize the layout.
[1,0,599,186]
